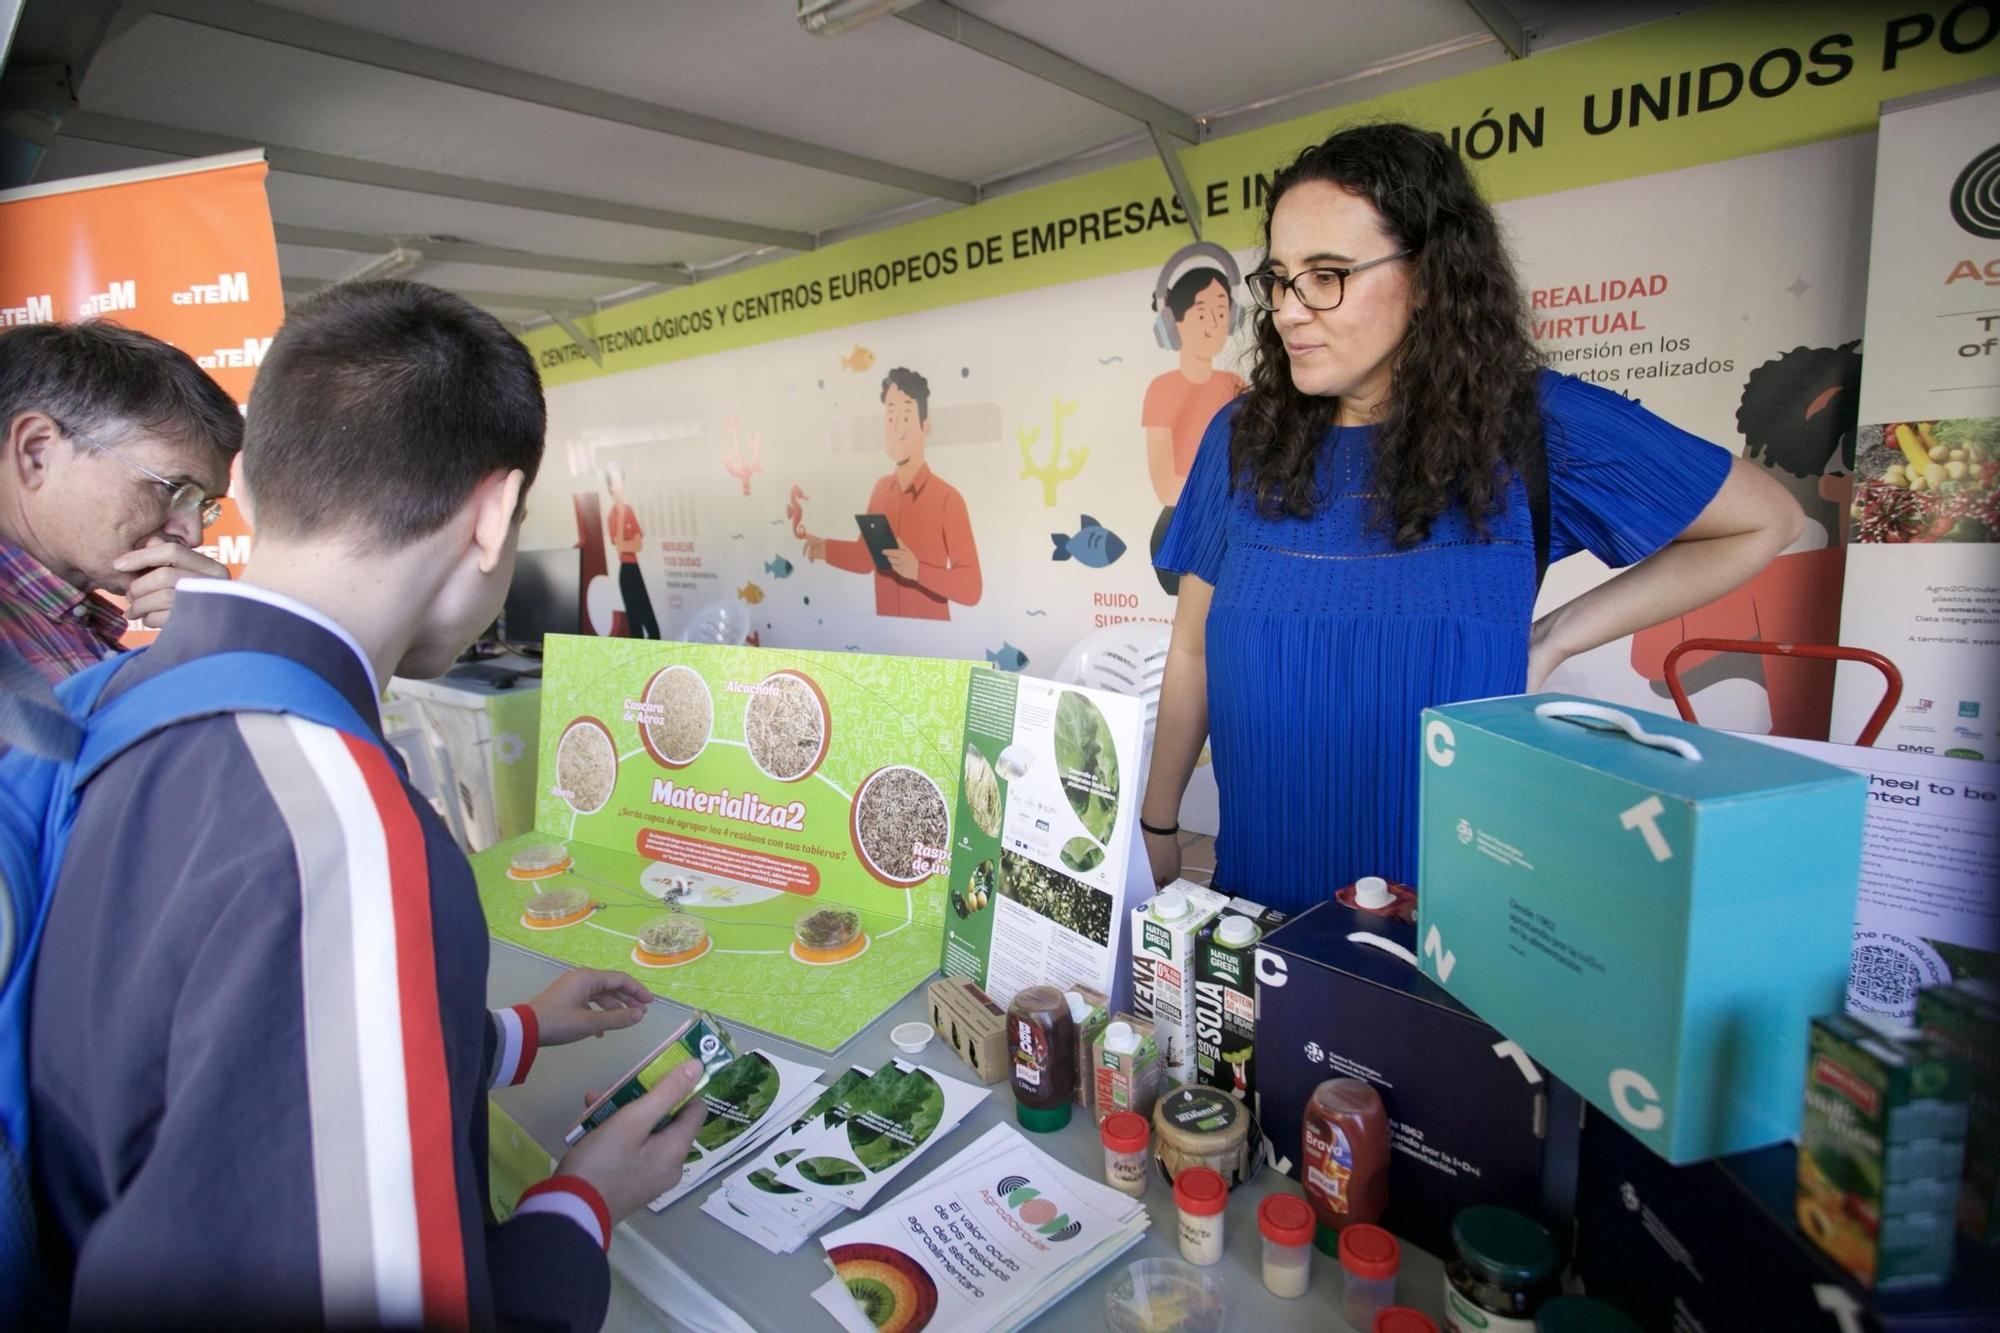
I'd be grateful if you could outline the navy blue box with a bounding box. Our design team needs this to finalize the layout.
[1253,901,1580,1261]
[1576,1109,2000,1332]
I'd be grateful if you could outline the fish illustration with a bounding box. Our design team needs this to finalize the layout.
[1050,515,1127,568]
[840,345,876,373]
[986,643,1030,672]
[787,484,810,538]
[764,556,794,579]
[737,581,766,605]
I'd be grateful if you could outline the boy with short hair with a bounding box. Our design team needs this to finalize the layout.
[30,282,701,1329]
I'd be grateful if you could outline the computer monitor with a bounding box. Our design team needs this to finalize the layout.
[501,547,582,649]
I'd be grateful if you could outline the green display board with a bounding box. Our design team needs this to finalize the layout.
[472,636,978,1051]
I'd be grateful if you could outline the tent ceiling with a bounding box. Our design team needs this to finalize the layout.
[9,0,1700,328]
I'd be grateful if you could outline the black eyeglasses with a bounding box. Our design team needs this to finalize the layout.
[1246,251,1410,313]
[61,421,226,527]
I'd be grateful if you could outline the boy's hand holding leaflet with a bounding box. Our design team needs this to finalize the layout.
[558,1059,709,1223]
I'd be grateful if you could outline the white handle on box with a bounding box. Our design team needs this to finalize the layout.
[1532,700,1701,763]
[1347,932,1420,969]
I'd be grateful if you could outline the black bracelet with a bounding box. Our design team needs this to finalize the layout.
[1139,818,1179,838]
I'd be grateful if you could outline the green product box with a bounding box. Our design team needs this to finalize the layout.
[1094,1012,1162,1125]
[1917,980,2000,1242]
[1071,986,1110,1113]
[566,1012,736,1143]
[1192,898,1287,1103]
[1795,1013,1970,1290]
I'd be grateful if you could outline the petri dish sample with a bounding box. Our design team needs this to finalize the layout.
[521,886,592,928]
[508,842,573,879]
[635,911,711,965]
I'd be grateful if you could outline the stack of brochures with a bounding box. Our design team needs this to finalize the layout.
[809,1123,1150,1332]
[703,1060,990,1252]
[643,1048,826,1212]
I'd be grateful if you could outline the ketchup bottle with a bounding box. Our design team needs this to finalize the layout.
[1300,1077,1390,1254]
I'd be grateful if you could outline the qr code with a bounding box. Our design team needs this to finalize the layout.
[1849,944,1918,1007]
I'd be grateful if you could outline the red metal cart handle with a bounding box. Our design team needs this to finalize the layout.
[1661,638,1903,748]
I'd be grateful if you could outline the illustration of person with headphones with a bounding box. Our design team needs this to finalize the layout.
[1144,242,1246,594]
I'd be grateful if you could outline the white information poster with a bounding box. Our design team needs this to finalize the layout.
[1756,736,1999,1018]
[942,672,1151,1013]
[1832,78,2000,756]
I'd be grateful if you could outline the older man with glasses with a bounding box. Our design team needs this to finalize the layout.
[0,321,241,684]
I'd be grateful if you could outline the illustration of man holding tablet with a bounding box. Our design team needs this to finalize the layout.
[804,366,982,620]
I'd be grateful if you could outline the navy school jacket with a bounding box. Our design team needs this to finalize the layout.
[30,584,610,1330]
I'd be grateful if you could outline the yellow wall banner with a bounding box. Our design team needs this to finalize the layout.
[524,0,1999,386]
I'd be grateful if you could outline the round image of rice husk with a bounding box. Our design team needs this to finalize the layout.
[640,664,713,768]
[962,745,1002,838]
[743,671,830,782]
[850,765,950,886]
[554,717,618,814]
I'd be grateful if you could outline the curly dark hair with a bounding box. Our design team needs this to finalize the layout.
[1233,123,1543,546]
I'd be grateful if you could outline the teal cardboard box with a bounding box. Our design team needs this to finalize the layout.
[1416,695,1866,1164]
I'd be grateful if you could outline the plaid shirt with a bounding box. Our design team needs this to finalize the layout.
[0,539,127,685]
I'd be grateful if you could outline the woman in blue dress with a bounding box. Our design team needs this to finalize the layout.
[1140,123,1803,913]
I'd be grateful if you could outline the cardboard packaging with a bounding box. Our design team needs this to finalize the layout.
[1577,1108,2000,1332]
[1253,902,1580,1262]
[1070,986,1111,1112]
[1131,881,1229,1087]
[927,976,1009,1085]
[1193,896,1287,1102]
[1916,981,2000,1242]
[1093,1012,1163,1125]
[1418,693,1866,1163]
[1797,1014,1970,1289]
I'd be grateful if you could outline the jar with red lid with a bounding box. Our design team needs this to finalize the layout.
[1257,1193,1315,1298]
[1100,1111,1151,1197]
[1375,1309,1440,1333]
[1340,1222,1401,1329]
[1172,1166,1228,1266]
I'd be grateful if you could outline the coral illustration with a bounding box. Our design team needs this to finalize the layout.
[722,415,763,496]
[1018,396,1089,508]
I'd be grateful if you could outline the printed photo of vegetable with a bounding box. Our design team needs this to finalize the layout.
[999,848,1113,944]
[962,745,1003,838]
[1851,417,1998,543]
[1060,836,1105,873]
[1054,691,1121,843]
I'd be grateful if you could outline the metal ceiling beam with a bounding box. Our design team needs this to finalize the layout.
[547,311,603,365]
[1147,123,1202,241]
[274,222,691,288]
[58,110,816,251]
[896,1,1201,143]
[1463,0,1528,59]
[281,275,601,318]
[123,0,977,203]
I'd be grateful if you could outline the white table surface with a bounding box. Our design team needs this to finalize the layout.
[489,940,1449,1333]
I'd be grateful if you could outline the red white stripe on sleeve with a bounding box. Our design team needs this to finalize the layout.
[516,1177,612,1251]
[489,1005,540,1089]
[236,713,472,1330]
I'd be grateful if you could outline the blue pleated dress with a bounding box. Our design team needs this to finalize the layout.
[1155,369,1734,912]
